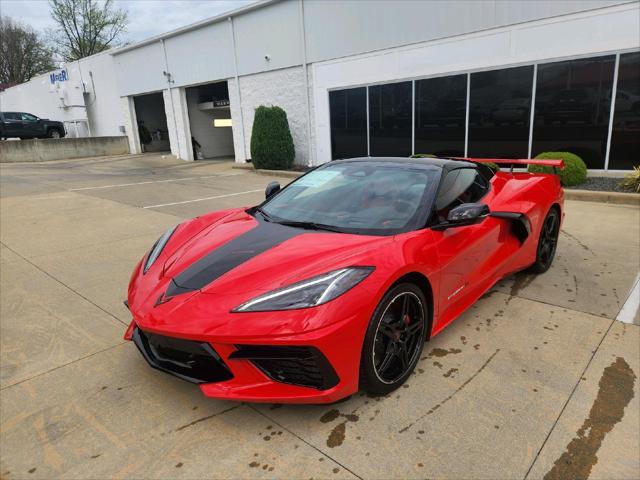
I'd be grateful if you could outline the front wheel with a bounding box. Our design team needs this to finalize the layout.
[48,129,61,138]
[528,208,560,274]
[359,283,427,395]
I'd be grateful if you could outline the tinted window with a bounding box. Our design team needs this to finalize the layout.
[435,168,488,221]
[3,112,19,120]
[329,87,368,159]
[468,66,533,158]
[262,162,440,235]
[415,75,466,157]
[21,113,37,121]
[369,81,412,156]
[609,52,640,170]
[532,56,615,169]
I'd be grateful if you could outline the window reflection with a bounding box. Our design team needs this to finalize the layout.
[415,75,466,157]
[468,66,533,158]
[609,52,640,170]
[329,87,368,160]
[369,81,412,157]
[532,56,615,169]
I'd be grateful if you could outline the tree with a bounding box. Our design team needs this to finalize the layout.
[0,17,55,85]
[48,0,128,61]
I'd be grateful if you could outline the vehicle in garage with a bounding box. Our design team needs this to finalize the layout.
[0,112,66,139]
[124,156,564,403]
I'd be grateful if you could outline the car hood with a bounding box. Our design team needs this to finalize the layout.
[128,208,393,331]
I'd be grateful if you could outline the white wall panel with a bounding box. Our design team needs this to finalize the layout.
[113,42,168,97]
[164,22,235,88]
[233,0,302,76]
[303,0,632,64]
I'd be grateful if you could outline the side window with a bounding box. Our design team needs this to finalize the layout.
[434,168,489,221]
[21,113,38,122]
[4,113,19,120]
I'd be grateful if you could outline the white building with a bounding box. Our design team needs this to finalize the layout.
[1,0,639,171]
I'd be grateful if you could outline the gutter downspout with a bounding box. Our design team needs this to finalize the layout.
[229,16,248,162]
[161,39,180,159]
[298,0,313,167]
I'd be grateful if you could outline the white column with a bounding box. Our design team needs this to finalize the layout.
[121,96,141,154]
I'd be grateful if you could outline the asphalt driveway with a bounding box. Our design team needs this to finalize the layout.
[1,154,638,480]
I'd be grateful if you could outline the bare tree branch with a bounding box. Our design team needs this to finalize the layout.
[48,0,128,61]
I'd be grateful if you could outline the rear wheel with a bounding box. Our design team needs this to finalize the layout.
[528,208,560,274]
[359,283,427,395]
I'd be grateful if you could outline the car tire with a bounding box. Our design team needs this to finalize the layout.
[359,283,427,396]
[48,129,61,138]
[528,207,560,274]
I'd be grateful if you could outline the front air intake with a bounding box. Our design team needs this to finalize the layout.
[229,345,339,390]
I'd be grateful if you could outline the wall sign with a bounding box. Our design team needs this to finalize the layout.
[50,69,68,84]
[213,99,230,107]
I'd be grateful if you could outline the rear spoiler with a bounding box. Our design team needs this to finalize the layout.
[454,157,564,173]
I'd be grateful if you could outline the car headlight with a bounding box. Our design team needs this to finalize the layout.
[233,267,374,312]
[143,225,178,273]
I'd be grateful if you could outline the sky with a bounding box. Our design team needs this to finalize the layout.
[1,0,257,43]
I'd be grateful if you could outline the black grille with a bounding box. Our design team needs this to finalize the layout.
[132,328,233,384]
[229,345,339,390]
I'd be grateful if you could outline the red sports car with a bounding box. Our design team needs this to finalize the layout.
[124,156,564,404]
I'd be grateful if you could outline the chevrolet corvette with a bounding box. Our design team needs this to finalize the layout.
[124,156,564,403]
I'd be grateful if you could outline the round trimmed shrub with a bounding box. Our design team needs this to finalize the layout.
[250,105,295,170]
[528,152,587,186]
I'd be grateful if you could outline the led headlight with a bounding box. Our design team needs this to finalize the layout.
[143,225,178,273]
[233,267,374,312]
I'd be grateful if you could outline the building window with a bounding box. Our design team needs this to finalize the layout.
[415,75,466,157]
[468,66,534,158]
[369,81,412,157]
[609,52,640,170]
[532,55,615,169]
[329,87,368,159]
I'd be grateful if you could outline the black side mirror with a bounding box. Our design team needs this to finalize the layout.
[265,181,280,199]
[433,203,490,230]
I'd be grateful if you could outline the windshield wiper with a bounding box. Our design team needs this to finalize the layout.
[253,207,273,222]
[276,220,344,233]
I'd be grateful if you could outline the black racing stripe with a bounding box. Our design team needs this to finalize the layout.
[164,219,303,298]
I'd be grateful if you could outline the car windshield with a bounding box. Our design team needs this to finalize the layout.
[259,162,441,235]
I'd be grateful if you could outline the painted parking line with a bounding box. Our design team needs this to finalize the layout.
[68,172,243,191]
[142,189,263,209]
[616,274,640,324]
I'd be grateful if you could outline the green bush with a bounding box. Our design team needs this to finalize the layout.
[250,105,295,170]
[528,152,587,186]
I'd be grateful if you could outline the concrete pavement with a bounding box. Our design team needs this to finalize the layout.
[1,154,638,479]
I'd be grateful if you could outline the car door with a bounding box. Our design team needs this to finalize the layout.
[430,168,502,328]
[20,113,44,137]
[2,112,23,137]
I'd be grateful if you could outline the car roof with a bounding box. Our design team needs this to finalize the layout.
[329,156,477,173]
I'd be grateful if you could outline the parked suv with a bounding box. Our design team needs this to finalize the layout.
[0,112,66,139]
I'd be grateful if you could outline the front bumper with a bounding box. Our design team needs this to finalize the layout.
[124,310,367,404]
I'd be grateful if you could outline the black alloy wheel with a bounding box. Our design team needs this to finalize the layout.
[360,283,427,394]
[529,208,560,273]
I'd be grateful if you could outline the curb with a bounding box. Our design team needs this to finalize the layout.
[564,189,640,206]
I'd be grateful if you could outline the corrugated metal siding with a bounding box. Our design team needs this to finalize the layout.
[303,0,633,63]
